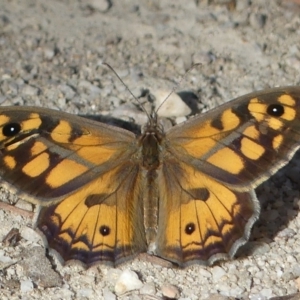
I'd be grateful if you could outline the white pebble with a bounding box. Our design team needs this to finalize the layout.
[212,266,227,281]
[140,283,156,295]
[154,89,191,118]
[58,84,76,100]
[175,116,187,124]
[43,47,55,60]
[105,268,122,285]
[0,254,12,263]
[77,288,93,298]
[293,265,300,277]
[20,279,34,293]
[114,269,143,295]
[103,288,116,300]
[260,288,273,298]
[78,80,101,96]
[21,84,39,96]
[249,294,268,300]
[20,227,41,243]
[198,268,212,278]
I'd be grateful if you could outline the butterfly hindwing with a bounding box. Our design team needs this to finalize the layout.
[156,159,258,266]
[38,162,147,266]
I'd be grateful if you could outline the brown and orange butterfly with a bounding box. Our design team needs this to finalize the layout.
[0,86,300,268]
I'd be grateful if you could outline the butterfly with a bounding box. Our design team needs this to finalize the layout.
[0,86,300,268]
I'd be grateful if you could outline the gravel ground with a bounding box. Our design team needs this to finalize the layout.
[1,0,300,299]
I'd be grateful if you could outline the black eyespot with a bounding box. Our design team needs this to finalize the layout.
[99,225,110,236]
[267,104,284,117]
[2,123,21,137]
[185,223,195,235]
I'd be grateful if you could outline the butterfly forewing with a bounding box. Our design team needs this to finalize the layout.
[0,107,137,201]
[166,87,300,188]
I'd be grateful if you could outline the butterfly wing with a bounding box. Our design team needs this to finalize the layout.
[156,86,300,266]
[0,107,147,266]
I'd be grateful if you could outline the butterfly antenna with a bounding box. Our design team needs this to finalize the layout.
[155,63,202,113]
[102,62,151,120]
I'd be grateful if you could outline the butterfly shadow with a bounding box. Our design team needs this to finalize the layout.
[81,114,142,135]
[238,151,300,258]
[81,90,201,134]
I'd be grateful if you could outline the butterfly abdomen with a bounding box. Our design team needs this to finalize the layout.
[139,126,162,250]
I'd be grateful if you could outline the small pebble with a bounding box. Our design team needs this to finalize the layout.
[43,46,56,60]
[0,255,13,263]
[76,288,94,298]
[21,84,39,96]
[293,266,300,278]
[58,84,76,100]
[20,279,34,293]
[140,283,156,295]
[114,269,143,295]
[105,268,122,284]
[212,266,227,281]
[259,288,273,298]
[161,283,180,299]
[199,268,212,278]
[154,89,191,118]
[20,227,41,243]
[103,288,116,300]
[78,80,102,96]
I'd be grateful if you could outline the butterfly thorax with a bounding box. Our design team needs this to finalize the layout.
[140,117,165,171]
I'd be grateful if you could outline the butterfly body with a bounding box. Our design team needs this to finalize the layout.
[0,86,300,267]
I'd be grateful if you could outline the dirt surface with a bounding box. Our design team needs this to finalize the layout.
[1,0,300,299]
